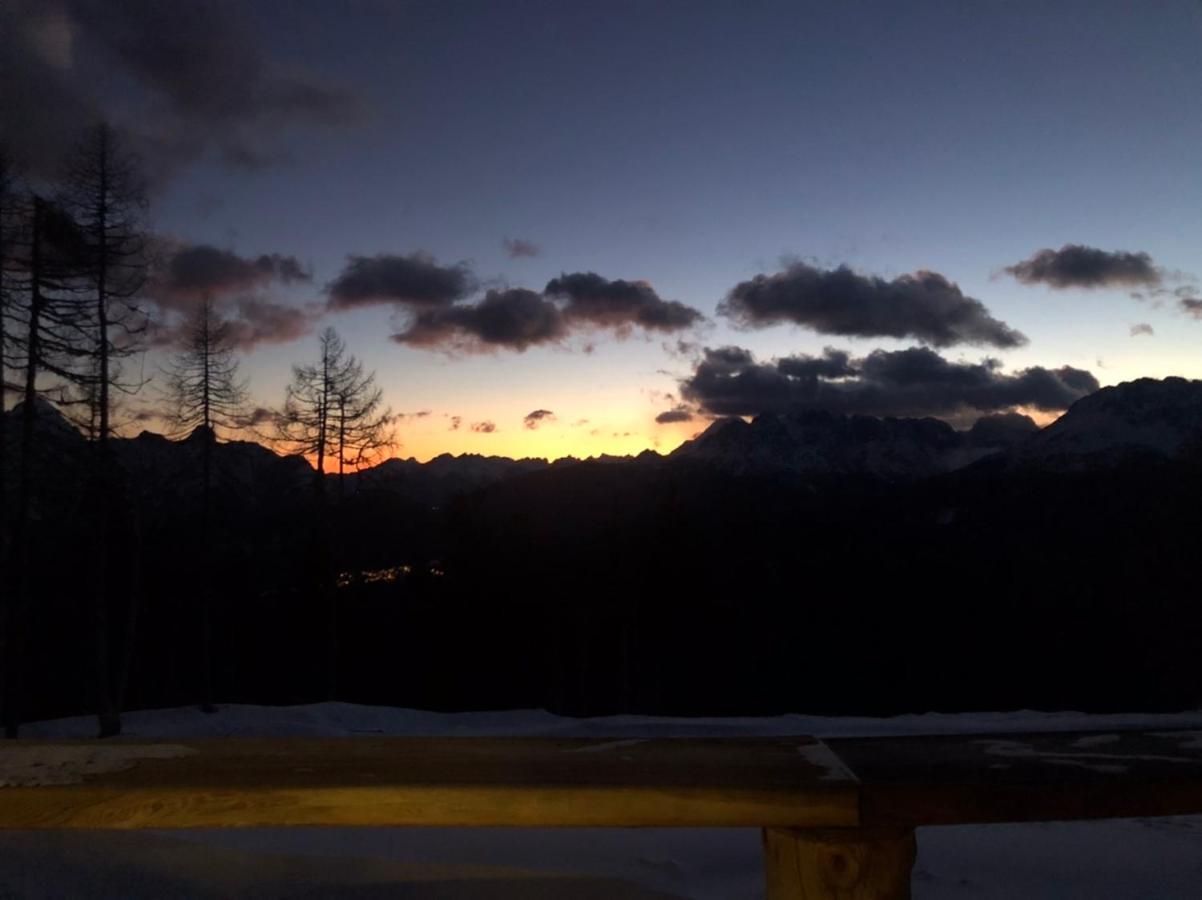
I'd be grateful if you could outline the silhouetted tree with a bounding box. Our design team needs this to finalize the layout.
[57,123,149,737]
[280,327,344,489]
[162,297,249,439]
[277,327,388,696]
[59,123,148,443]
[280,327,393,485]
[162,296,248,711]
[330,347,393,496]
[0,148,14,489]
[3,194,91,737]
[0,147,18,735]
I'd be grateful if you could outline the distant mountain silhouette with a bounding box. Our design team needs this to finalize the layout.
[1012,377,1202,468]
[669,409,1025,479]
[8,376,1202,496]
[113,427,313,513]
[670,377,1202,479]
[343,453,550,505]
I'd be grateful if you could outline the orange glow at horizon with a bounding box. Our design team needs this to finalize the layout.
[122,410,700,467]
[1014,406,1063,429]
[387,417,697,463]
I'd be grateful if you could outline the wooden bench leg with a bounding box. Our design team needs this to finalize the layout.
[763,826,916,899]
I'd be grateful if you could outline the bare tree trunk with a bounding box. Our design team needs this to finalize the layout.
[337,408,346,499]
[199,428,215,713]
[198,309,216,713]
[91,154,120,738]
[115,501,144,713]
[5,199,44,739]
[317,352,337,700]
[89,493,120,737]
[0,175,10,736]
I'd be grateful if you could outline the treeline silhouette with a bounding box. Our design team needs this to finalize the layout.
[3,130,1200,738]
[9,406,1202,730]
[0,127,390,737]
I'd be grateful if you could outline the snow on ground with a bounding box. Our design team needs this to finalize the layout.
[5,703,1202,898]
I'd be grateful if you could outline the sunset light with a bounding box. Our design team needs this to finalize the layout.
[5,2,1202,897]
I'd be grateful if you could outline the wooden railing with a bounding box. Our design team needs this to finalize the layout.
[3,729,1202,899]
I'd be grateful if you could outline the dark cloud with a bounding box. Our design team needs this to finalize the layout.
[545,271,703,332]
[396,410,432,419]
[720,262,1025,349]
[523,409,555,429]
[151,243,310,308]
[655,406,694,424]
[243,406,279,428]
[776,347,856,379]
[1170,285,1202,319]
[663,339,700,359]
[392,288,567,352]
[0,0,362,183]
[503,237,540,259]
[1131,284,1202,322]
[225,297,318,349]
[145,242,318,350]
[705,346,757,371]
[680,345,1097,420]
[449,416,462,431]
[1004,245,1160,289]
[471,421,497,433]
[150,294,320,350]
[327,252,476,310]
[0,5,96,179]
[1130,323,1155,337]
[381,271,702,353]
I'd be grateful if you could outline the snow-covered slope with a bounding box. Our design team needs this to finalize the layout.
[1019,376,1202,465]
[669,410,1025,479]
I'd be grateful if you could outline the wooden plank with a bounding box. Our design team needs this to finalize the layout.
[825,729,1202,826]
[0,736,859,830]
[763,827,916,900]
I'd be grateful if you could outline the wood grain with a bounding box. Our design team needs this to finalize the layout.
[763,827,916,900]
[0,736,859,829]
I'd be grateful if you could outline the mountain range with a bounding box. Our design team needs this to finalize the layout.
[7,376,1202,504]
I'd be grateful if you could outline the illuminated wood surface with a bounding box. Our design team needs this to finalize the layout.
[0,736,858,829]
[764,827,916,900]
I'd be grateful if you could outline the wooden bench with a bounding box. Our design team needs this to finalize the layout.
[2,729,1202,898]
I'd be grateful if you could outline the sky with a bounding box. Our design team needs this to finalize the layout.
[5,0,1202,461]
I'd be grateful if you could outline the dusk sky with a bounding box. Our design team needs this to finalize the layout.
[6,0,1202,461]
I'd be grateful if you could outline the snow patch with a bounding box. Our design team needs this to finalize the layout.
[568,739,647,754]
[797,742,857,782]
[975,738,1197,774]
[0,744,195,787]
[1072,734,1121,748]
[1153,730,1202,750]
